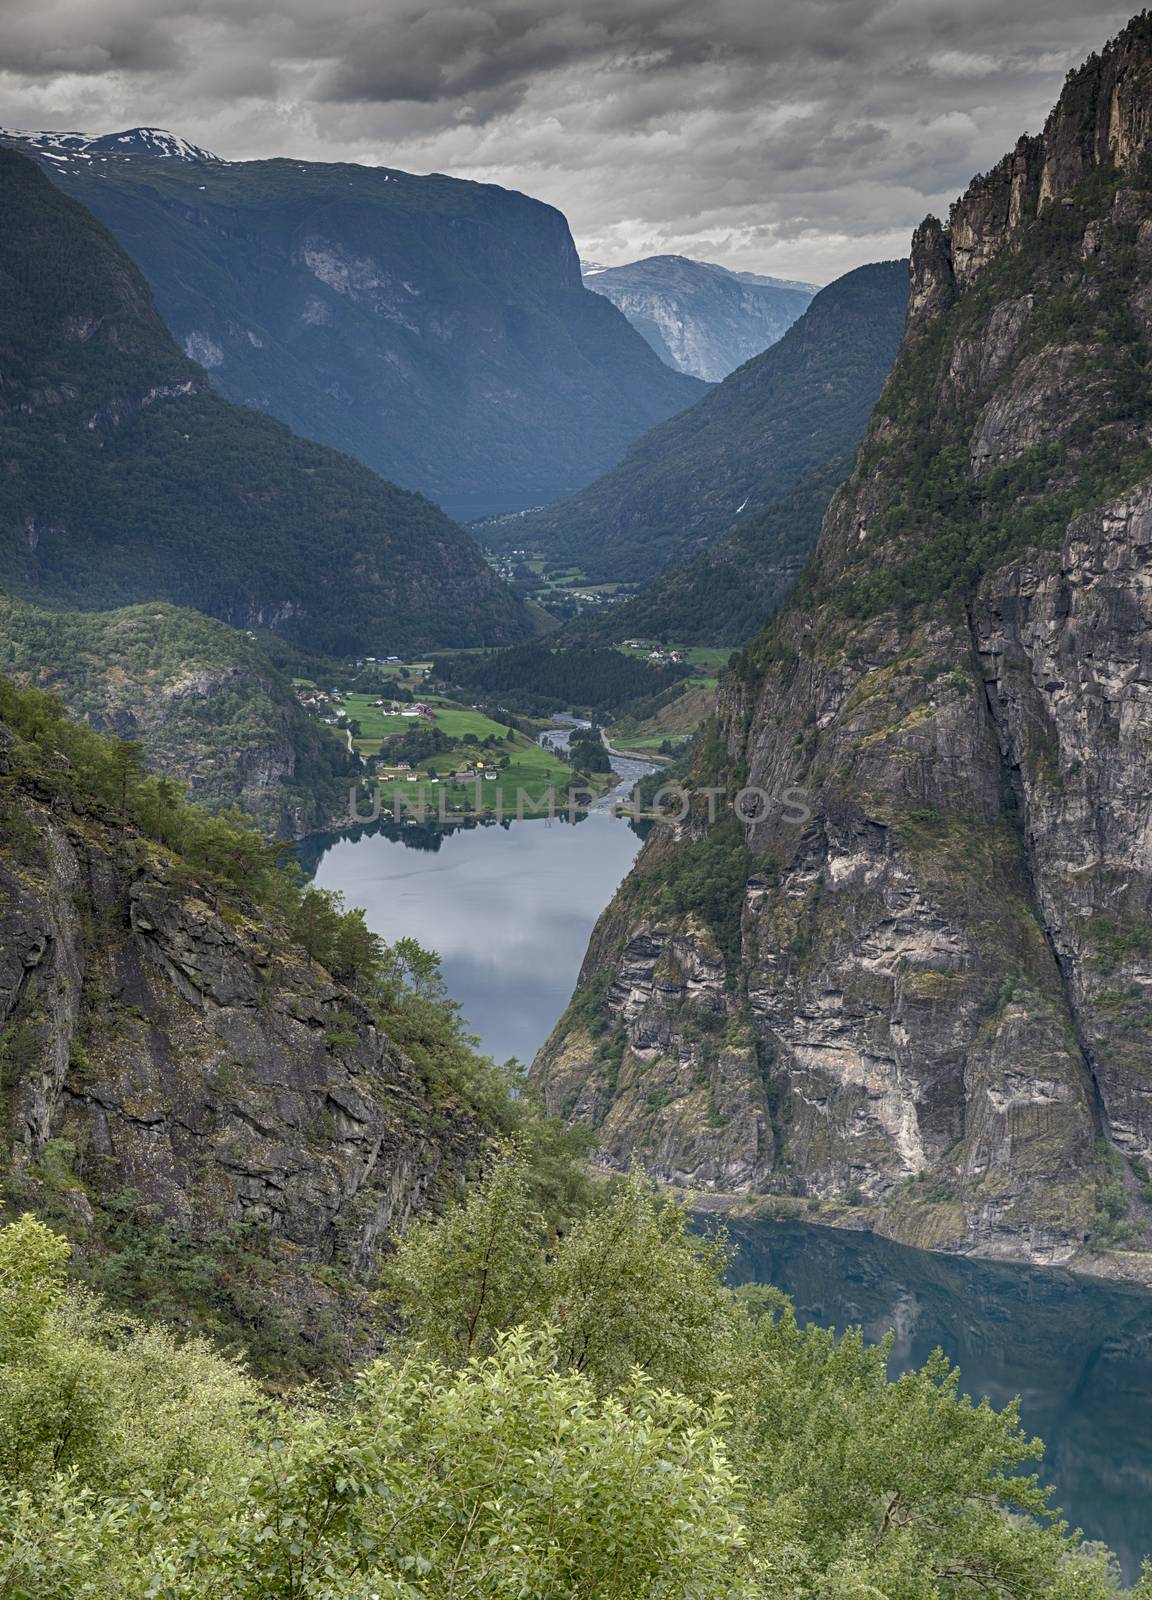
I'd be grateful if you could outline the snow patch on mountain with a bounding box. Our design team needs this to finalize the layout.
[0,127,226,164]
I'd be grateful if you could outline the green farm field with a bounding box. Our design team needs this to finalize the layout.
[340,690,609,813]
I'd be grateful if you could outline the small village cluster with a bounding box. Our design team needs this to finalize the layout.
[619,639,685,663]
[291,685,345,725]
[374,767,504,783]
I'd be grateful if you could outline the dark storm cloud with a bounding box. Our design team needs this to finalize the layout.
[0,0,1135,279]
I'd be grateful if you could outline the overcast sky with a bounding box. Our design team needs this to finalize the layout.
[0,1,1135,282]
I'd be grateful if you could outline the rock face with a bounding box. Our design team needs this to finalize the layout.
[533,16,1152,1274]
[0,719,477,1357]
[582,256,815,382]
[0,133,705,522]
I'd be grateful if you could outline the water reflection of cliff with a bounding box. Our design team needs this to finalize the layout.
[724,1220,1152,1576]
[296,808,650,878]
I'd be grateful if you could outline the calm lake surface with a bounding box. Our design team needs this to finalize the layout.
[727,1218,1152,1576]
[304,812,645,1065]
[304,809,1152,1575]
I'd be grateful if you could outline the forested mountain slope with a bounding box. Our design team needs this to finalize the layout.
[0,149,534,657]
[2,128,705,519]
[575,452,855,647]
[494,260,908,586]
[0,594,355,836]
[533,16,1152,1277]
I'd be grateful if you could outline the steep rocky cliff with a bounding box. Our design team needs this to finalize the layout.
[534,17,1152,1276]
[0,702,481,1369]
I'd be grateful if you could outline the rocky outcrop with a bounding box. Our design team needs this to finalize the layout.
[534,16,1152,1277]
[0,720,479,1358]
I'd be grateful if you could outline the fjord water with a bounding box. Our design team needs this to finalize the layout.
[304,812,645,1065]
[727,1219,1152,1576]
[304,811,1152,1574]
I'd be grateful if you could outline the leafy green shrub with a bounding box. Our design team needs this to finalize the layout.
[0,1183,1138,1597]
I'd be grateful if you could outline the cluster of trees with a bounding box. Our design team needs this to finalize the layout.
[380,726,517,769]
[568,729,612,774]
[648,813,752,968]
[379,724,455,767]
[2,1158,1144,1597]
[434,642,689,718]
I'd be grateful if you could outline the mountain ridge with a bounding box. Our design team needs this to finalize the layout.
[0,125,226,162]
[1,129,706,520]
[0,146,534,656]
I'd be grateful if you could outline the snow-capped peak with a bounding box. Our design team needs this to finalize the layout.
[0,126,226,164]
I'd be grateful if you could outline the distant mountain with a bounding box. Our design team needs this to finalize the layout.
[0,127,705,520]
[1,125,225,163]
[0,147,534,656]
[0,595,355,837]
[581,255,816,381]
[494,260,909,588]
